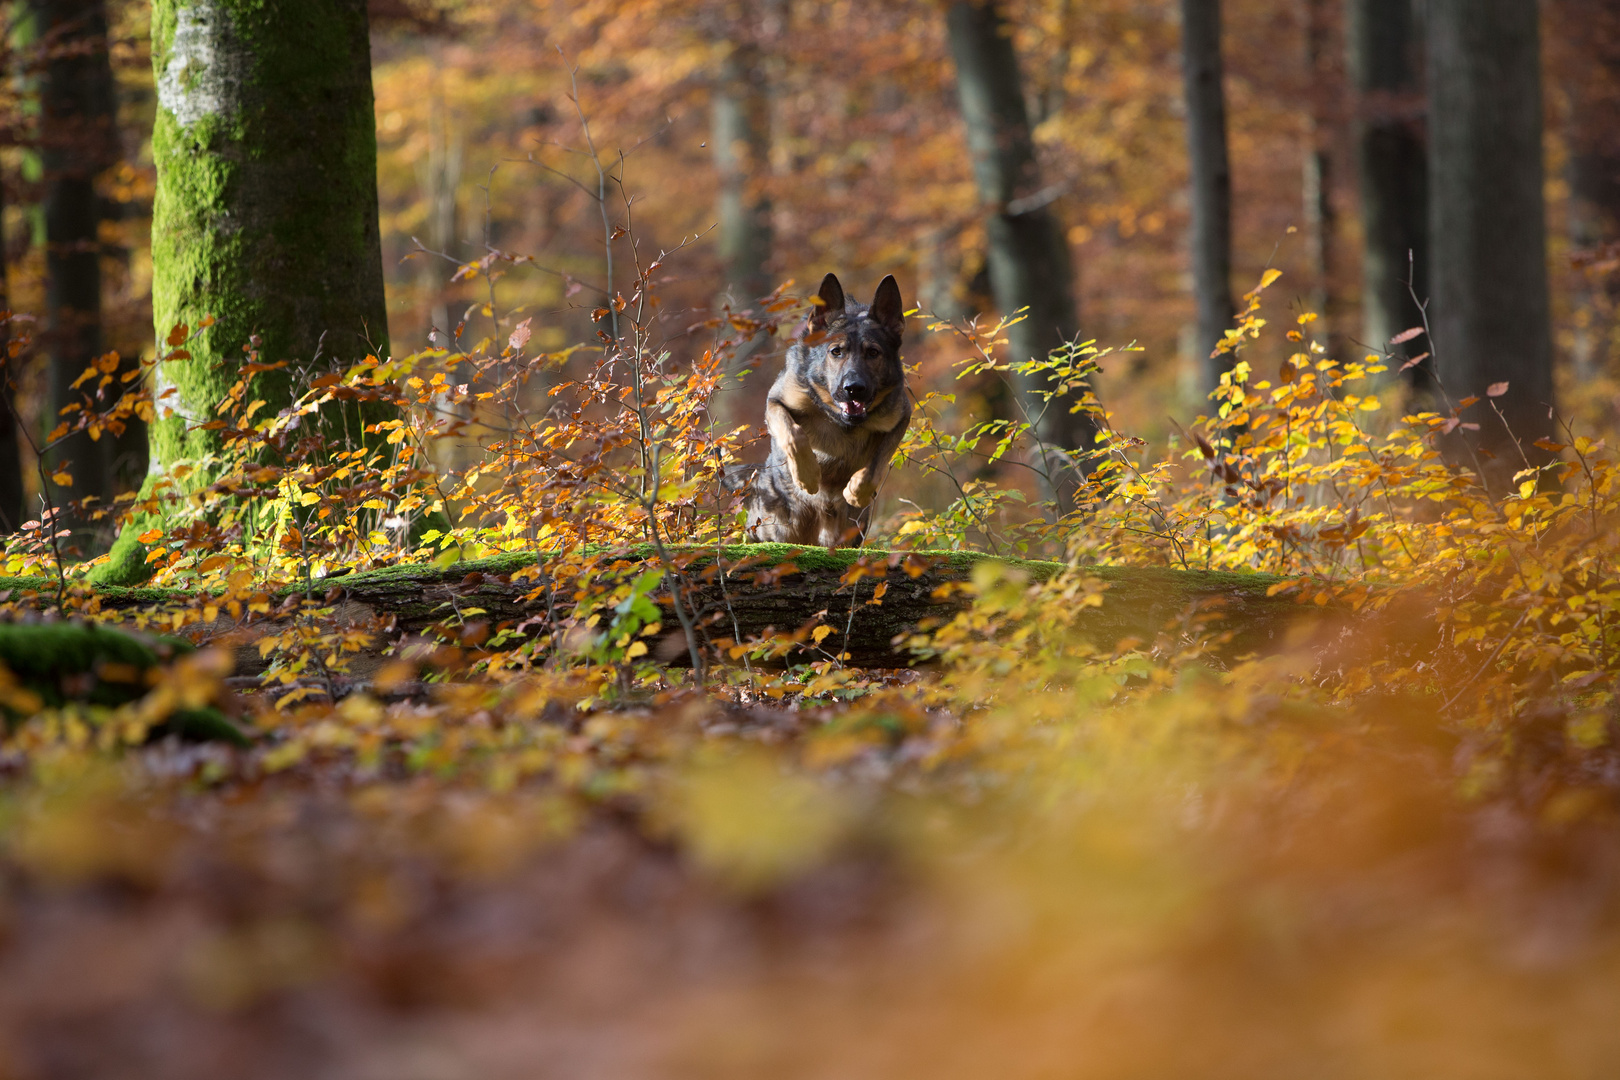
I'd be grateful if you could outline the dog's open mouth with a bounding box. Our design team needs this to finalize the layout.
[838,399,868,419]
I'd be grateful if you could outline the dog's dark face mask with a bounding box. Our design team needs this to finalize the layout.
[804,273,905,427]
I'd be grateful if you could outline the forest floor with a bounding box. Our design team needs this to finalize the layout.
[1,646,1619,1080]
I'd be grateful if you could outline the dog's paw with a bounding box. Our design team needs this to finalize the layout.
[843,475,876,508]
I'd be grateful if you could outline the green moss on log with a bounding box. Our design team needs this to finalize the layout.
[10,546,1329,668]
[0,622,248,745]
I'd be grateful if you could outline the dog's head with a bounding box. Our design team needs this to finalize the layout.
[801,272,905,427]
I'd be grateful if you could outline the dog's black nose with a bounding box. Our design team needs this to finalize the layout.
[840,376,872,402]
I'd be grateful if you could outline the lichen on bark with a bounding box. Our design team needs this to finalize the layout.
[97,0,389,585]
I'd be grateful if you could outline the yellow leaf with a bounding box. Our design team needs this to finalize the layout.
[361,498,387,510]
[812,625,834,645]
[49,470,71,487]
[298,491,321,506]
[1259,268,1283,289]
[625,640,649,659]
[137,528,163,544]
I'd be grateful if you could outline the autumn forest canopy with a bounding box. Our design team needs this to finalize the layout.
[0,0,1618,1075]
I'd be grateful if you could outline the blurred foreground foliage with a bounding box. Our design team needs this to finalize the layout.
[0,256,1619,1074]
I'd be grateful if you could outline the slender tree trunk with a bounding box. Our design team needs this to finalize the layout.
[1179,0,1235,395]
[1428,0,1555,476]
[418,74,461,350]
[710,5,776,433]
[1302,0,1339,338]
[34,0,118,531]
[416,74,468,471]
[98,0,390,584]
[946,0,1096,498]
[713,45,772,310]
[0,160,23,533]
[1350,0,1432,386]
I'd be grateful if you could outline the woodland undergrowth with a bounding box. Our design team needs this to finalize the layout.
[0,192,1619,1071]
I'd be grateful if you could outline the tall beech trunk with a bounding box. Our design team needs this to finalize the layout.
[1350,0,1431,385]
[35,0,118,526]
[1179,0,1235,395]
[98,0,390,584]
[710,24,774,432]
[0,164,23,533]
[946,0,1096,496]
[1427,0,1555,473]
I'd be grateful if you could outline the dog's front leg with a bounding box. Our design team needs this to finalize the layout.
[766,398,821,495]
[842,418,910,508]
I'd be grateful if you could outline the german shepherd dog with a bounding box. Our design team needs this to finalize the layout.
[743,273,911,546]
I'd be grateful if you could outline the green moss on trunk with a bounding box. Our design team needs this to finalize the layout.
[97,0,389,586]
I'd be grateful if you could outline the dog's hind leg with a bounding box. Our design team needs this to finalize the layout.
[745,463,813,544]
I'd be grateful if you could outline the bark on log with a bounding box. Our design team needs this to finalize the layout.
[2,546,1365,669]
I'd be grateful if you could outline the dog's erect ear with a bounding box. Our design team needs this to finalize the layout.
[811,273,846,330]
[870,275,904,333]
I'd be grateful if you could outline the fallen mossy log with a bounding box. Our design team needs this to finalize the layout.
[0,623,250,743]
[0,545,1381,668]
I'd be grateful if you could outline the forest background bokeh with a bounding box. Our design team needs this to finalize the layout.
[7,0,1620,533]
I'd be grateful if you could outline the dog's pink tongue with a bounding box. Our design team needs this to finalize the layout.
[842,400,867,418]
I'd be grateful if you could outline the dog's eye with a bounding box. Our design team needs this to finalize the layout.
[829,345,844,358]
[864,345,882,358]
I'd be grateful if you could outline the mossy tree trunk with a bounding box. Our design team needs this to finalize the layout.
[98,0,389,584]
